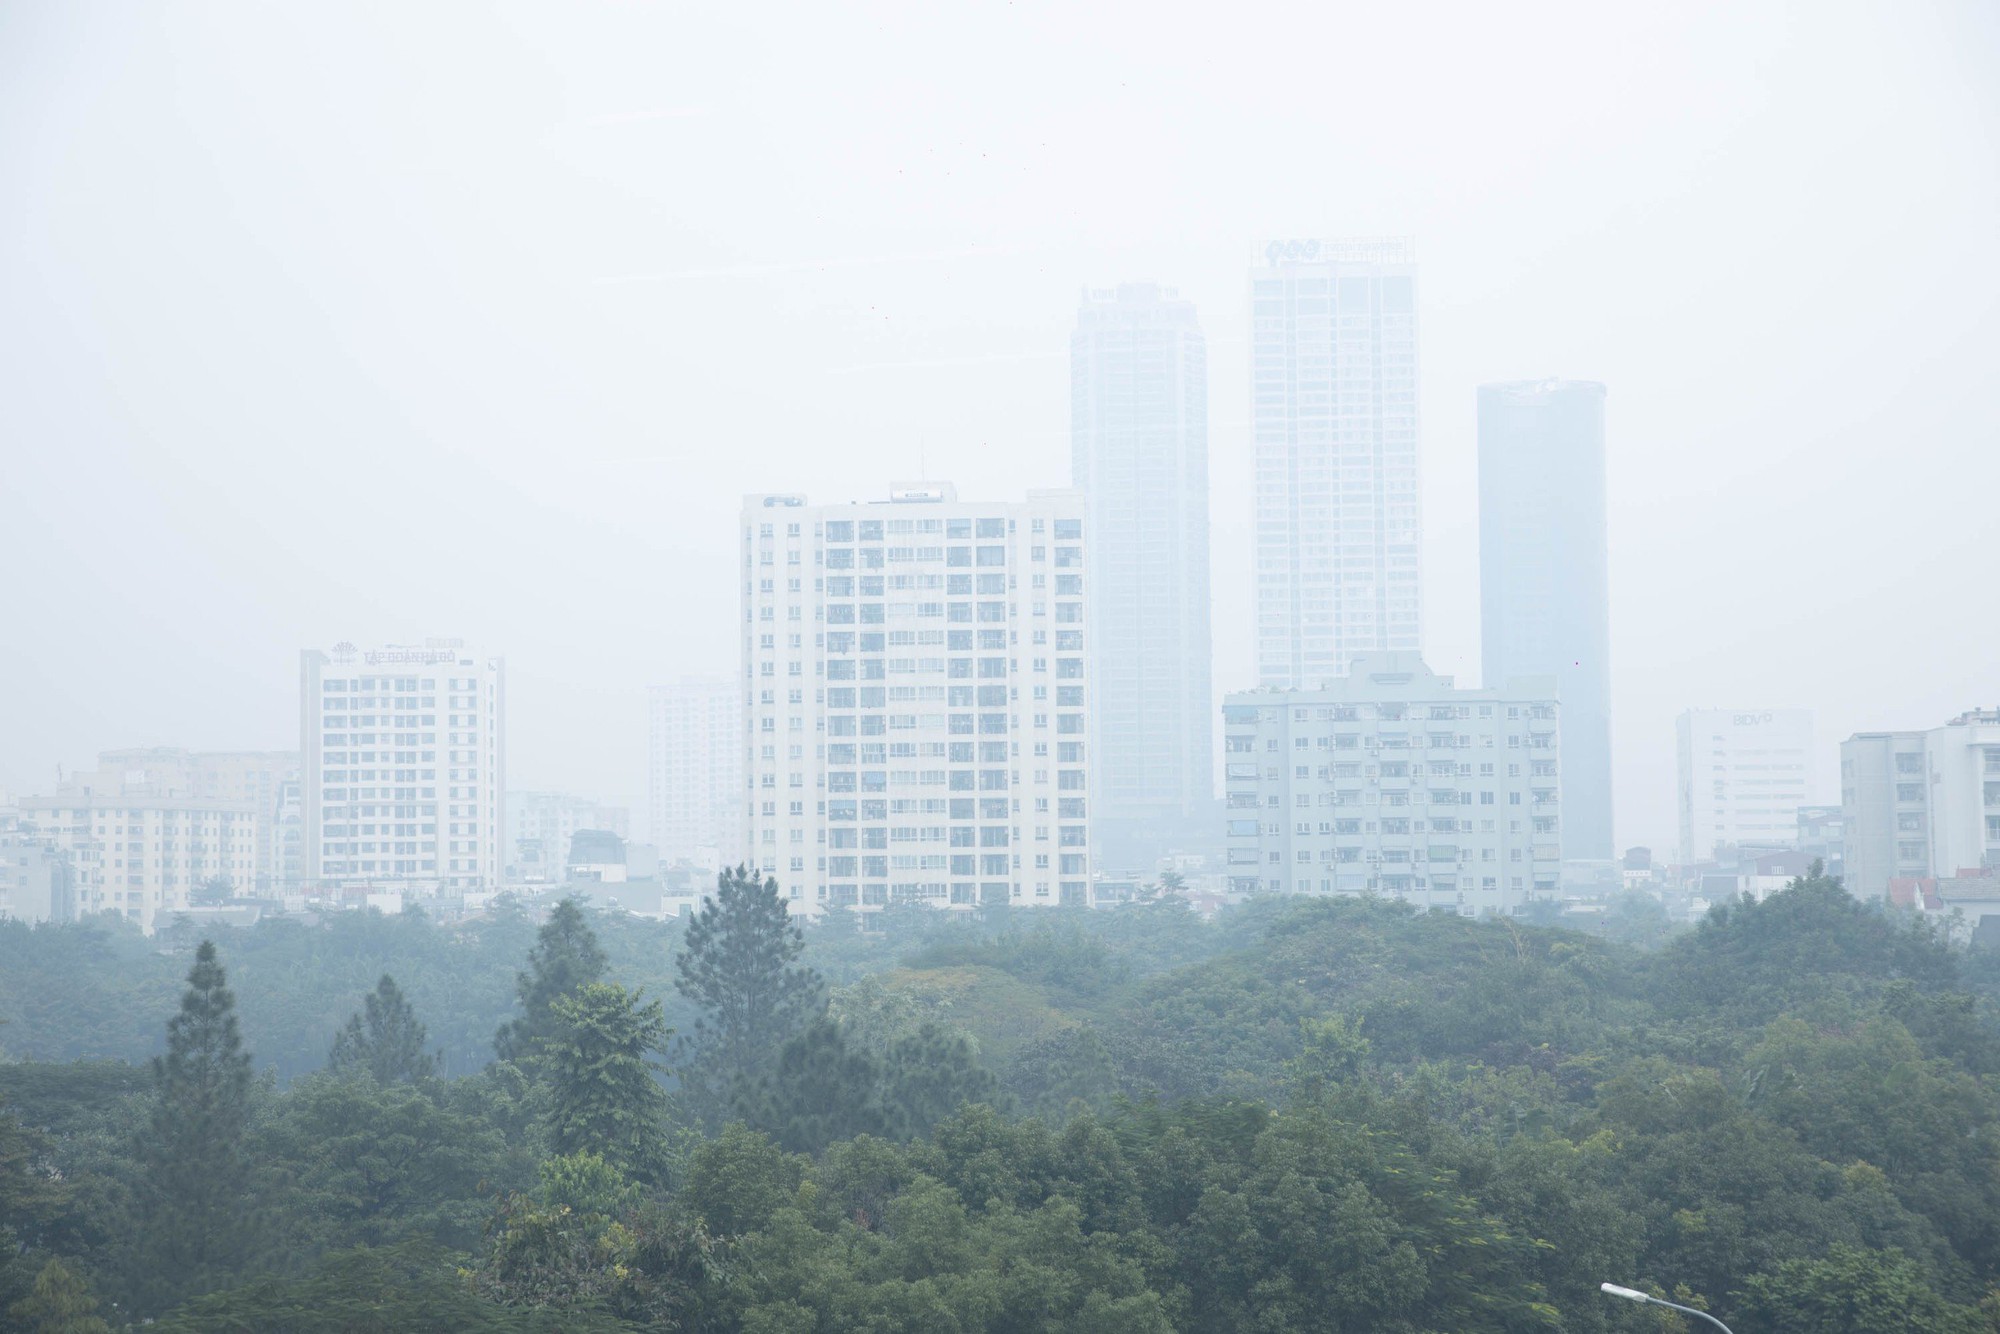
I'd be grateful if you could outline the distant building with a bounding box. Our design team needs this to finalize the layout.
[1842,709,2000,899]
[1675,709,1814,863]
[1477,379,1612,859]
[16,760,259,931]
[647,678,743,869]
[94,748,298,892]
[742,484,1092,916]
[300,639,506,894]
[1222,652,1561,916]
[1070,283,1212,866]
[1251,238,1420,689]
[508,791,629,884]
[1795,804,1844,879]
[0,811,75,924]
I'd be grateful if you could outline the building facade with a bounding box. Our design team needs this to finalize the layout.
[95,748,298,892]
[1842,710,2000,899]
[1251,238,1420,689]
[300,640,506,893]
[0,811,76,924]
[16,762,259,932]
[647,677,744,869]
[741,484,1091,917]
[1070,283,1212,866]
[1222,652,1560,916]
[1675,708,1814,863]
[1477,379,1612,860]
[508,791,631,883]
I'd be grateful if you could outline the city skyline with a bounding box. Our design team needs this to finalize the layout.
[4,5,1996,859]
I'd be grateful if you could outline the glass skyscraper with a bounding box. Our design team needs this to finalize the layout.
[1070,284,1211,861]
[1478,379,1613,860]
[1251,238,1420,688]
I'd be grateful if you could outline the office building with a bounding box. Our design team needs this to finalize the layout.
[1842,709,2000,899]
[1223,651,1560,916]
[1477,379,1612,859]
[1070,283,1212,863]
[1251,238,1420,689]
[1675,708,1814,863]
[16,759,259,931]
[648,677,744,869]
[300,639,506,893]
[508,791,630,883]
[741,484,1091,916]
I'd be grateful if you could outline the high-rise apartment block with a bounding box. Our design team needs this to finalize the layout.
[1222,652,1561,916]
[1070,284,1211,860]
[16,757,260,931]
[300,640,506,893]
[1251,238,1420,689]
[1842,710,2000,898]
[1477,379,1613,860]
[741,484,1091,917]
[1675,708,1814,863]
[647,677,744,868]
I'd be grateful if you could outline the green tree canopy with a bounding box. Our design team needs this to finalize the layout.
[495,899,607,1068]
[328,974,440,1084]
[543,982,671,1182]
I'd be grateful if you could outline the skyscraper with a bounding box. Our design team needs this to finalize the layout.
[647,677,743,869]
[1478,379,1613,860]
[1070,284,1211,863]
[1251,238,1420,689]
[741,484,1092,916]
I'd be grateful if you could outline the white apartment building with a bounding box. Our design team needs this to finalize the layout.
[95,748,297,892]
[16,763,259,932]
[0,810,76,924]
[742,484,1091,917]
[508,791,630,883]
[301,640,505,893]
[1223,653,1561,916]
[1251,238,1420,689]
[648,677,744,869]
[1842,710,2000,898]
[1676,709,1814,863]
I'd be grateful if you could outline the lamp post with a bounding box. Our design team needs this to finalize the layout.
[1601,1282,1734,1333]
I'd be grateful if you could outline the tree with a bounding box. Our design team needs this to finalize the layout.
[125,939,260,1314]
[1737,1244,1989,1334]
[675,866,825,1117]
[7,1258,111,1334]
[737,1017,887,1154]
[881,1021,1001,1139]
[543,983,671,1181]
[495,900,607,1068]
[328,974,440,1083]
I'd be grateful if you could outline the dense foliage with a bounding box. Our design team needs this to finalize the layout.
[3,869,1999,1330]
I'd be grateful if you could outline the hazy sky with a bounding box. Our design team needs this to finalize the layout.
[3,1,1996,852]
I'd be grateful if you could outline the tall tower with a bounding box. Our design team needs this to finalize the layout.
[1478,379,1613,859]
[647,677,744,869]
[1251,238,1420,689]
[1070,284,1211,864]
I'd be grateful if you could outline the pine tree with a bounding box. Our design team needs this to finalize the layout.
[881,1022,1000,1139]
[544,983,671,1181]
[736,1016,886,1154]
[127,939,260,1314]
[7,1258,111,1334]
[328,974,440,1083]
[494,898,607,1067]
[675,866,825,1118]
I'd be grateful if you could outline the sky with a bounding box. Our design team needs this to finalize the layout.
[2,0,1996,852]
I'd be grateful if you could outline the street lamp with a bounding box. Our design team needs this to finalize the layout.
[1601,1282,1734,1333]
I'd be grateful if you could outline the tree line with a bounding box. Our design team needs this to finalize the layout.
[3,865,2000,1331]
